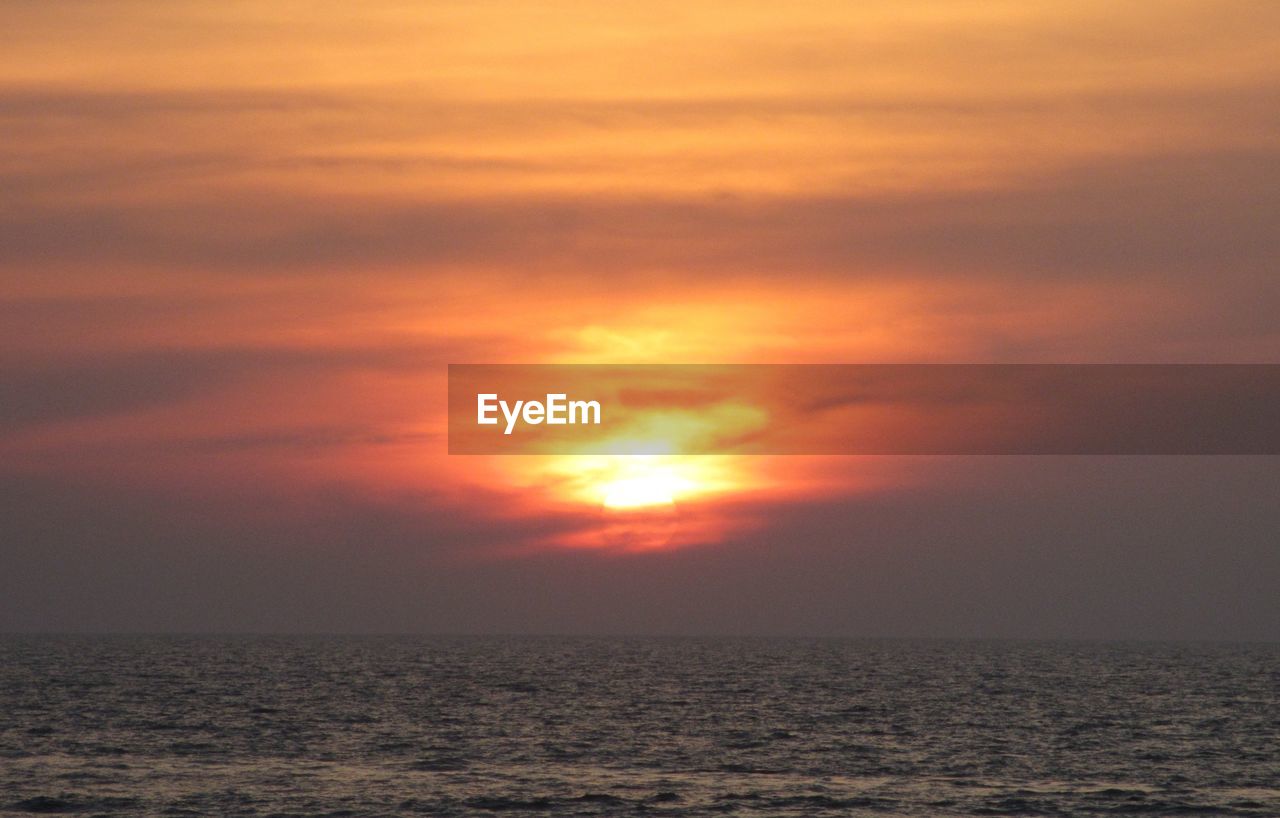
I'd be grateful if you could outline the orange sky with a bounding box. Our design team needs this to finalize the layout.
[2,1,1279,569]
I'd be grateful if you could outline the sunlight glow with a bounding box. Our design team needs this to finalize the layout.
[601,473,680,510]
[573,455,724,508]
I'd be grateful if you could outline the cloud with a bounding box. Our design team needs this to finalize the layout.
[0,341,470,434]
[1,149,1276,286]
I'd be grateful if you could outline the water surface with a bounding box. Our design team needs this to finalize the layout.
[1,637,1276,816]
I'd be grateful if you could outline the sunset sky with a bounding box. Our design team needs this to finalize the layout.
[2,1,1278,638]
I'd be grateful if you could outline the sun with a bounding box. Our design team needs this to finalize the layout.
[590,456,698,510]
[490,452,766,551]
[497,453,759,551]
[601,474,678,510]
[519,453,738,511]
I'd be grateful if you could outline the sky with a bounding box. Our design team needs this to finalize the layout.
[1,0,1278,638]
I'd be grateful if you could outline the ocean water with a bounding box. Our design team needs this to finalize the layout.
[1,637,1277,817]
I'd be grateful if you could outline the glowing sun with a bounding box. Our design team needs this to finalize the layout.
[594,458,701,510]
[601,474,679,510]
[495,452,760,551]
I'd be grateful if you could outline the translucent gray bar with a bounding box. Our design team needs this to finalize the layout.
[448,364,1280,455]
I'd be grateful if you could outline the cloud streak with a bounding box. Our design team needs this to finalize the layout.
[3,150,1277,285]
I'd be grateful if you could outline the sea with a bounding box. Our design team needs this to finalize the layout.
[1,637,1277,817]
